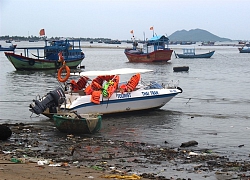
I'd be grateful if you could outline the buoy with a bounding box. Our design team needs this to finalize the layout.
[173,66,189,72]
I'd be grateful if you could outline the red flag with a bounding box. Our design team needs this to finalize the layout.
[39,29,45,36]
[150,26,154,30]
[130,30,134,34]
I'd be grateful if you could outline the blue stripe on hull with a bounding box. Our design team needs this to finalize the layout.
[66,93,178,111]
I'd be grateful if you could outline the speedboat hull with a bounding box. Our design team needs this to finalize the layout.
[61,88,180,115]
[31,84,182,118]
[29,68,182,118]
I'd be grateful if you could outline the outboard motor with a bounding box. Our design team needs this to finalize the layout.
[29,87,65,115]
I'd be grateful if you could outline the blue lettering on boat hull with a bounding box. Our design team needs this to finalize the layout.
[142,91,159,96]
[116,93,131,99]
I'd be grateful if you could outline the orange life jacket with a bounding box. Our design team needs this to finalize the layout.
[126,73,140,92]
[119,84,127,93]
[58,51,64,62]
[77,76,88,90]
[70,80,79,92]
[85,85,93,95]
[91,91,101,104]
[107,75,120,98]
[70,76,89,92]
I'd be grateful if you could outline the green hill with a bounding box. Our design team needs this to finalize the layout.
[168,28,231,42]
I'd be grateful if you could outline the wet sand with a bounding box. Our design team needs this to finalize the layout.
[1,123,250,180]
[0,157,107,180]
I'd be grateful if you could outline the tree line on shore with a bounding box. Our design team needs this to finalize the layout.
[0,35,113,42]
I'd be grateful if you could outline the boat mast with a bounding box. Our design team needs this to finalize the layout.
[143,32,145,43]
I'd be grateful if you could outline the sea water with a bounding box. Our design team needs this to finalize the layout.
[0,40,250,164]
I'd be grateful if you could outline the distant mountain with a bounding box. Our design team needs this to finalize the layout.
[168,28,231,42]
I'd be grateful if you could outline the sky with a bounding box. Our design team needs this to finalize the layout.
[1,0,250,41]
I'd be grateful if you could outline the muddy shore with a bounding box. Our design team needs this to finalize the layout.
[1,123,250,180]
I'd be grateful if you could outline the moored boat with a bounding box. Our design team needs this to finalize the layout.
[53,112,102,134]
[29,68,182,118]
[4,39,85,70]
[5,40,12,43]
[173,66,189,72]
[238,45,250,53]
[201,41,215,46]
[0,44,17,51]
[104,40,121,44]
[124,35,173,63]
[175,48,215,58]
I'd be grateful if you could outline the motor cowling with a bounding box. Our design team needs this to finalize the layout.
[29,87,65,115]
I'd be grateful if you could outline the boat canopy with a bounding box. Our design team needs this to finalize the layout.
[70,68,154,77]
[146,35,170,50]
[148,35,169,42]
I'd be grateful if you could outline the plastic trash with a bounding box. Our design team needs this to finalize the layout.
[37,160,50,165]
[10,158,21,163]
[48,163,62,167]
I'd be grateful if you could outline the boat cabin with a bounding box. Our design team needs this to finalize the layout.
[44,39,82,60]
[182,48,195,55]
[16,39,84,60]
[143,35,170,53]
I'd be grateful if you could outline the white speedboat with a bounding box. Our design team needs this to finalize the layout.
[29,68,182,117]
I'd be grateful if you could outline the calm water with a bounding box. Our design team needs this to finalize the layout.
[1,40,250,163]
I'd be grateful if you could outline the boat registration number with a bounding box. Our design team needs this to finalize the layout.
[141,91,159,96]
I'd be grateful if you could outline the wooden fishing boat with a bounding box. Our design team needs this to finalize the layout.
[175,48,215,58]
[4,39,85,70]
[53,112,102,134]
[0,44,17,51]
[124,35,173,63]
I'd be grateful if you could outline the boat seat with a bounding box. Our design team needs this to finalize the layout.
[65,90,86,96]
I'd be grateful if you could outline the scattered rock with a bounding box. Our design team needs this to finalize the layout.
[180,140,198,147]
[1,123,250,180]
[0,124,12,141]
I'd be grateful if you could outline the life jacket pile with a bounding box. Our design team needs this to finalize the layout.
[85,75,119,104]
[119,73,140,93]
[102,76,120,98]
[70,76,89,92]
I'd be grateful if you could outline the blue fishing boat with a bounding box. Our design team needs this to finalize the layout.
[0,44,17,51]
[4,39,85,70]
[175,48,215,58]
